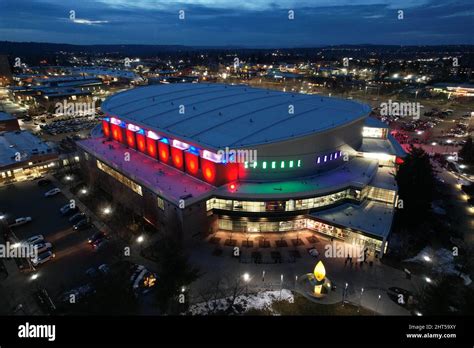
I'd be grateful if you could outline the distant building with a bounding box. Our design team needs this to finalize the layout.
[0,130,58,185]
[0,55,13,86]
[429,83,474,97]
[0,112,20,132]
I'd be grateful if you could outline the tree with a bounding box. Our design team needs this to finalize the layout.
[154,237,199,314]
[459,136,474,165]
[395,145,436,227]
[416,276,461,315]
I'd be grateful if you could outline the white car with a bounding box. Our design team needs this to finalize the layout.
[24,235,44,245]
[31,250,55,266]
[44,188,61,197]
[9,217,32,227]
[33,242,52,254]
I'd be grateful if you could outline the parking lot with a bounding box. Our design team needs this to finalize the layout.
[0,178,116,314]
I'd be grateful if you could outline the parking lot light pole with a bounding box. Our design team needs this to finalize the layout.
[357,288,364,313]
[375,294,382,315]
[342,282,348,307]
[279,274,283,300]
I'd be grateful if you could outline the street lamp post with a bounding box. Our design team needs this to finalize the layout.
[280,274,284,300]
[357,288,364,313]
[243,273,250,295]
[342,282,348,306]
[374,294,382,315]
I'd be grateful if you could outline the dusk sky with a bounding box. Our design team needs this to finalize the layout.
[0,0,473,47]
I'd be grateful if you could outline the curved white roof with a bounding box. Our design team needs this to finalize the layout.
[102,83,371,149]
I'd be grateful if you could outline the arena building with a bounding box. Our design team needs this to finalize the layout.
[77,83,405,256]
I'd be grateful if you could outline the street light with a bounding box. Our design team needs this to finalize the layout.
[136,235,145,243]
[280,274,284,300]
[30,273,39,281]
[422,255,432,262]
[103,207,111,215]
[243,273,250,295]
[357,288,364,313]
[425,276,432,283]
[375,294,382,315]
[342,282,349,306]
[80,188,88,194]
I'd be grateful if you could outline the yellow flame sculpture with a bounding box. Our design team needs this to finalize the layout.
[314,260,326,282]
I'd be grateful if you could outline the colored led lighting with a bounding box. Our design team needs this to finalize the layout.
[272,161,276,169]
[263,161,267,169]
[297,160,301,167]
[127,123,141,132]
[324,156,327,162]
[147,130,160,140]
[244,162,248,169]
[281,161,285,168]
[160,138,169,144]
[252,161,257,169]
[289,160,294,168]
[110,117,121,125]
[317,157,320,164]
[202,150,223,163]
[172,139,190,150]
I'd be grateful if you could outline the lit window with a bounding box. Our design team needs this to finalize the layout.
[272,161,276,169]
[297,160,301,167]
[281,161,285,168]
[157,196,165,210]
[263,161,267,169]
[289,160,294,168]
[317,157,320,164]
[324,156,327,162]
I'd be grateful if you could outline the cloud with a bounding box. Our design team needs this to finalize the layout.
[71,18,110,25]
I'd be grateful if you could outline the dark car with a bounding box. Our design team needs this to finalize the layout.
[60,283,96,304]
[69,212,86,224]
[37,179,52,187]
[87,231,106,244]
[60,204,78,216]
[92,238,108,251]
[73,219,91,231]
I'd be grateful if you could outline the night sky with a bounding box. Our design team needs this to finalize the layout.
[0,0,473,47]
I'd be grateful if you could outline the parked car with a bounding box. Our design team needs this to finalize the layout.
[69,212,86,224]
[307,247,319,258]
[31,250,55,266]
[60,283,96,304]
[24,235,44,245]
[92,238,108,251]
[33,242,52,254]
[73,219,91,231]
[44,188,61,197]
[60,204,78,216]
[9,217,32,227]
[37,179,52,187]
[87,231,106,244]
[33,288,56,314]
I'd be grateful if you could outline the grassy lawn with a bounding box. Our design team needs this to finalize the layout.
[245,294,375,316]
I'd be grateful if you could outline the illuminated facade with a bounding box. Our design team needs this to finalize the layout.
[78,84,405,256]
